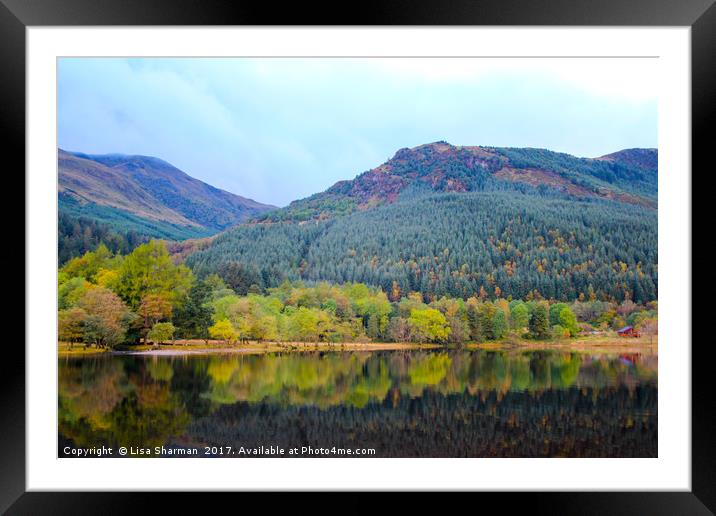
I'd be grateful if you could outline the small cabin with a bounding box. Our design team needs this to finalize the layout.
[617,326,640,338]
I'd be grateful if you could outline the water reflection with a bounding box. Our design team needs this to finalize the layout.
[59,350,657,457]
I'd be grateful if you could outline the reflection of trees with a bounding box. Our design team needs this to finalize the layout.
[104,388,189,449]
[58,356,190,452]
[188,385,657,458]
[59,350,658,457]
[408,353,452,387]
[59,357,129,432]
[190,350,658,459]
[196,351,659,409]
[202,353,383,408]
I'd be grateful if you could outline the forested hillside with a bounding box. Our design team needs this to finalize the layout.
[188,191,657,303]
[58,212,149,264]
[185,142,657,304]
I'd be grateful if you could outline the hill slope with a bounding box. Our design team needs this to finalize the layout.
[258,142,657,222]
[59,149,275,238]
[187,142,658,303]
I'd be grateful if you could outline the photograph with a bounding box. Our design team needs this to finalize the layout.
[56,56,659,459]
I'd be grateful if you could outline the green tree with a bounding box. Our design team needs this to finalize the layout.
[478,303,497,340]
[251,315,279,342]
[217,261,262,295]
[366,313,380,340]
[147,322,175,345]
[529,303,550,340]
[58,277,92,310]
[174,280,213,341]
[510,302,529,330]
[114,240,193,309]
[558,306,579,337]
[288,307,321,341]
[466,303,483,342]
[551,324,569,339]
[549,303,569,326]
[492,309,508,340]
[408,308,451,343]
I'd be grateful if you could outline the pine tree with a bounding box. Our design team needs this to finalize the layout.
[529,303,550,340]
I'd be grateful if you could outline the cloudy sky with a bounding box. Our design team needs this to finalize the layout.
[58,57,657,207]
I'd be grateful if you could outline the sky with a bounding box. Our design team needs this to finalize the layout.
[58,57,657,207]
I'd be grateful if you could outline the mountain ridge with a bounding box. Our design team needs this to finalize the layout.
[258,142,657,222]
[58,148,276,235]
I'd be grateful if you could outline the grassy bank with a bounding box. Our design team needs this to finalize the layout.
[58,342,111,355]
[466,334,657,354]
[59,334,657,357]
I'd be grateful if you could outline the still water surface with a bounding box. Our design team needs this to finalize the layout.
[59,349,657,457]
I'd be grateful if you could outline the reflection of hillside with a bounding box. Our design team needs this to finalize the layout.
[187,386,657,457]
[58,350,658,457]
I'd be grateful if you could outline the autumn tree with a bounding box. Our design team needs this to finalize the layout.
[389,281,402,302]
[60,243,118,283]
[639,318,658,344]
[77,287,132,348]
[209,319,237,345]
[250,315,279,342]
[387,317,412,342]
[617,299,639,318]
[137,294,173,344]
[58,307,87,348]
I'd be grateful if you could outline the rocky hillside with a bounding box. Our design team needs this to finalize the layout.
[259,142,657,222]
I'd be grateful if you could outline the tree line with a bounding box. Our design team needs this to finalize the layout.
[58,240,657,349]
[59,212,148,264]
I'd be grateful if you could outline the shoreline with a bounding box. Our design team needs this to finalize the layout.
[59,336,657,357]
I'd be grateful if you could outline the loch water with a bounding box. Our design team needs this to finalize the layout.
[59,349,657,458]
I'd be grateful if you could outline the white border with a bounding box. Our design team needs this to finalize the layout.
[27,27,691,491]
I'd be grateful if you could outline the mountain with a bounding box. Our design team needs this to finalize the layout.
[186,142,658,303]
[258,142,657,222]
[597,148,659,171]
[58,149,275,241]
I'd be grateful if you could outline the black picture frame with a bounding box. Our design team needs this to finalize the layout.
[2,0,709,513]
